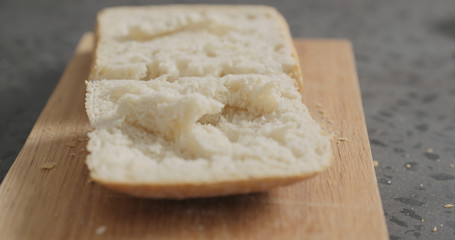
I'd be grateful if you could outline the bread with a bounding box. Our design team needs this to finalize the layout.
[89,5,303,90]
[85,5,331,199]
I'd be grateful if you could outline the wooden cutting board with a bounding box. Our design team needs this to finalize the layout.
[0,33,388,240]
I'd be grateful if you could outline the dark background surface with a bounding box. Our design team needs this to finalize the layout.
[1,0,454,239]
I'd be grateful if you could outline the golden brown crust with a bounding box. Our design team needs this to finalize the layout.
[89,147,332,199]
[270,7,304,91]
[93,171,320,199]
[88,12,101,80]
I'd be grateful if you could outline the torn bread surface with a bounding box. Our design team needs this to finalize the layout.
[85,5,330,198]
[89,5,302,89]
[86,74,330,198]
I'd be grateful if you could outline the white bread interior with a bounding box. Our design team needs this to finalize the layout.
[89,5,303,89]
[85,5,330,199]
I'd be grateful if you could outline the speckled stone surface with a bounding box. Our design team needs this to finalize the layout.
[1,0,454,239]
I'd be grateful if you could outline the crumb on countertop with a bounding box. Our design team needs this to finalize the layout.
[432,226,437,232]
[405,164,411,169]
[387,180,392,185]
[450,164,454,168]
[40,162,58,170]
[445,204,454,208]
[420,219,424,223]
[373,160,379,167]
[426,148,433,153]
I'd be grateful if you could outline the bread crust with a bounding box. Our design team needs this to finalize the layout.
[94,172,319,199]
[88,11,101,80]
[90,153,332,199]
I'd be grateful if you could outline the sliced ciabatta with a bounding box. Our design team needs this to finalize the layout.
[86,74,330,198]
[85,5,331,199]
[89,5,303,90]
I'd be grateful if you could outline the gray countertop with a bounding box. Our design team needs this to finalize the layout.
[1,0,454,239]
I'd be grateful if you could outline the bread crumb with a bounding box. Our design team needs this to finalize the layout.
[318,109,327,115]
[6,188,10,191]
[315,103,323,108]
[40,162,58,170]
[426,148,433,153]
[436,159,441,162]
[445,204,454,208]
[450,164,454,168]
[387,180,392,185]
[373,161,379,167]
[70,153,76,157]
[404,153,410,158]
[96,226,107,235]
[337,137,350,144]
[420,219,424,223]
[405,164,411,169]
[432,226,437,232]
[420,184,424,187]
[66,142,76,147]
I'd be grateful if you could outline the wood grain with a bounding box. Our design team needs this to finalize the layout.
[0,33,388,240]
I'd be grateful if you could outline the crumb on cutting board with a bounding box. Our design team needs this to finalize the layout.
[337,137,350,144]
[96,225,107,235]
[40,162,58,170]
[66,142,76,147]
